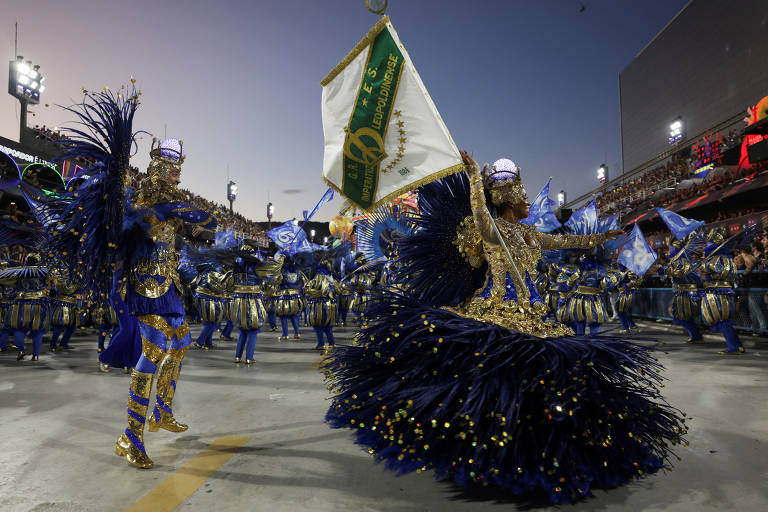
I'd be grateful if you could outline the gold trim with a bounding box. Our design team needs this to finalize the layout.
[673,284,697,291]
[574,286,602,295]
[233,285,262,294]
[704,281,732,289]
[320,16,390,87]
[17,290,48,300]
[325,162,466,212]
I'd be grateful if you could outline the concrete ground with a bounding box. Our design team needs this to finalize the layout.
[1,320,767,512]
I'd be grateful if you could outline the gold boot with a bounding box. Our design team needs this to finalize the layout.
[115,370,155,469]
[148,346,189,433]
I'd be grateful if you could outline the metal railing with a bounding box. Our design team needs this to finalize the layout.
[631,287,768,334]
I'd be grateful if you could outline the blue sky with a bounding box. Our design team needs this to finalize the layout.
[0,0,688,222]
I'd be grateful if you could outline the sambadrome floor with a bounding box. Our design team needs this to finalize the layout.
[1,322,767,512]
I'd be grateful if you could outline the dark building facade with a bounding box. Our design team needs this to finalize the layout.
[619,0,768,173]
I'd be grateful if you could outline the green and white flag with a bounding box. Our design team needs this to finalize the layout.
[321,16,463,211]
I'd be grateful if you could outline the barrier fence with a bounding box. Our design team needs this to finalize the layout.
[631,287,768,334]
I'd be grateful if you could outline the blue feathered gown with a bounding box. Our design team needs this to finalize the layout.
[324,173,687,504]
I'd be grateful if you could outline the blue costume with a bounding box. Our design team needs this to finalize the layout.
[663,250,704,343]
[231,249,274,363]
[193,264,228,349]
[275,260,304,340]
[567,255,620,336]
[0,260,50,361]
[306,263,337,349]
[49,270,79,351]
[615,269,643,333]
[0,269,17,352]
[700,230,745,355]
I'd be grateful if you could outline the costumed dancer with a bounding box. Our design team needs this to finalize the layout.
[700,228,747,355]
[542,261,562,320]
[553,260,579,331]
[230,244,274,364]
[93,296,120,353]
[0,261,17,352]
[615,267,643,333]
[567,253,621,336]
[193,261,228,350]
[275,257,304,340]
[306,260,337,350]
[655,209,706,345]
[664,243,704,344]
[325,154,686,503]
[262,274,279,331]
[49,269,79,351]
[0,253,50,361]
[220,291,235,341]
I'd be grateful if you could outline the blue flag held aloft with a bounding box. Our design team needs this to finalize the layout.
[214,228,238,249]
[565,200,599,235]
[618,223,657,276]
[267,221,304,249]
[303,188,334,222]
[520,178,562,232]
[655,207,704,241]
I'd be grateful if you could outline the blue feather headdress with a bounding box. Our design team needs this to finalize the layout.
[356,203,415,262]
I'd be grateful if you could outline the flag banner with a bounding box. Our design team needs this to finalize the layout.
[320,16,463,210]
[520,178,562,232]
[655,207,704,240]
[303,188,335,222]
[266,221,304,249]
[565,200,599,234]
[618,223,657,277]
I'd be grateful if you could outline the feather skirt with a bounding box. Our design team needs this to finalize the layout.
[324,292,686,504]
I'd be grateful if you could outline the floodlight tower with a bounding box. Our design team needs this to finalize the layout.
[227,180,237,212]
[8,56,45,143]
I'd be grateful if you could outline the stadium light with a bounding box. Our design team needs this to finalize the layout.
[266,202,274,230]
[668,117,684,144]
[557,190,566,206]
[323,236,328,244]
[226,180,237,212]
[8,56,46,142]
[310,229,316,242]
[597,164,608,184]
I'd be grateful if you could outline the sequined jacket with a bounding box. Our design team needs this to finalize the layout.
[663,258,702,287]
[126,202,216,316]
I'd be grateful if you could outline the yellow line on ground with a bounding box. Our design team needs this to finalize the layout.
[126,435,250,512]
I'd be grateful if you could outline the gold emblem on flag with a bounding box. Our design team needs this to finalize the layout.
[343,126,387,166]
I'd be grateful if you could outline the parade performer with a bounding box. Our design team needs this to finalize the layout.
[18,87,217,468]
[49,269,80,351]
[542,261,562,319]
[193,261,229,349]
[325,154,686,503]
[700,228,746,355]
[229,245,274,364]
[262,275,279,331]
[275,257,304,340]
[615,267,643,333]
[553,260,580,331]
[0,253,50,361]
[92,296,120,353]
[664,241,704,344]
[0,261,16,352]
[306,260,337,349]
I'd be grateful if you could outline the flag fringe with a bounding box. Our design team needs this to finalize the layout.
[323,163,466,212]
[320,16,391,87]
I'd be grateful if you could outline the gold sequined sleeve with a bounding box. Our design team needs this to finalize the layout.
[535,231,608,250]
[467,161,499,245]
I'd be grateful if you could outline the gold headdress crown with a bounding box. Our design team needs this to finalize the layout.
[148,137,185,177]
[482,158,527,206]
